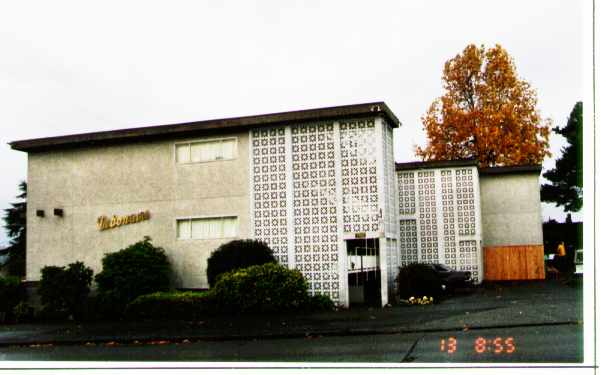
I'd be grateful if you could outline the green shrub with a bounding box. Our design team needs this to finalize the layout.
[211,262,310,314]
[206,239,276,287]
[305,294,335,312]
[13,301,33,323]
[125,291,213,321]
[95,237,171,315]
[38,261,94,320]
[0,276,25,321]
[395,263,443,302]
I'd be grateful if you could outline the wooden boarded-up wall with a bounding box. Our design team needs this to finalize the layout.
[483,245,545,280]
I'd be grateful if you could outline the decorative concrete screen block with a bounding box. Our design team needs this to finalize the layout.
[291,122,340,301]
[382,122,398,237]
[456,169,476,236]
[441,170,458,268]
[250,127,290,266]
[339,119,379,233]
[398,219,418,266]
[382,123,399,294]
[458,240,479,281]
[398,172,416,215]
[417,170,439,262]
[396,166,483,283]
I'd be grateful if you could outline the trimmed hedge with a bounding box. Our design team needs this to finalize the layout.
[210,262,310,314]
[395,263,443,302]
[95,237,171,315]
[305,294,335,312]
[123,264,336,320]
[206,239,276,287]
[125,291,213,321]
[0,276,25,321]
[38,261,94,321]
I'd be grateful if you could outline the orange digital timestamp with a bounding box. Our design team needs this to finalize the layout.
[474,337,516,354]
[440,337,516,354]
[440,337,457,354]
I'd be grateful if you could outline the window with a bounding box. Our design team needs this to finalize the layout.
[177,216,238,240]
[176,138,237,163]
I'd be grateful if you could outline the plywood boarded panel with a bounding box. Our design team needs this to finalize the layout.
[483,245,545,280]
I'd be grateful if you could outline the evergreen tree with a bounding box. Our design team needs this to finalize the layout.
[541,102,583,212]
[1,181,27,276]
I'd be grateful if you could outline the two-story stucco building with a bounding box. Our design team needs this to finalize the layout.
[10,102,545,307]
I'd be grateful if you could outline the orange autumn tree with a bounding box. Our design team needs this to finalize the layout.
[416,44,551,167]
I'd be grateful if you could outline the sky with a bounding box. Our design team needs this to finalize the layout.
[0,1,585,247]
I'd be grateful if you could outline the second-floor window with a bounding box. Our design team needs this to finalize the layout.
[177,216,238,240]
[176,138,237,164]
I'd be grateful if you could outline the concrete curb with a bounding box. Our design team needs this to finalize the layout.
[0,321,581,348]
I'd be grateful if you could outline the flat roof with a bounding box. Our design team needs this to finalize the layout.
[395,159,542,175]
[479,165,542,175]
[10,102,400,152]
[395,158,478,171]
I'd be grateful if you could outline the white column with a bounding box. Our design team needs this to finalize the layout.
[333,120,348,307]
[472,166,484,284]
[375,117,388,307]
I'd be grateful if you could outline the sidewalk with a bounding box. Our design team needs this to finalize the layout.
[0,280,583,347]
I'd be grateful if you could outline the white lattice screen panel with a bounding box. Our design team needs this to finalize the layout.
[382,122,398,236]
[455,168,480,282]
[291,122,340,301]
[398,172,416,215]
[456,169,476,236]
[250,127,290,266]
[441,170,457,268]
[398,219,418,266]
[458,240,479,281]
[397,167,482,283]
[417,171,439,262]
[339,119,379,233]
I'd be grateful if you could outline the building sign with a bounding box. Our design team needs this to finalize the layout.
[97,210,150,231]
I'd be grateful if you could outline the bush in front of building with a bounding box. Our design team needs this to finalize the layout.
[305,293,336,312]
[38,261,94,321]
[395,263,443,302]
[210,262,310,314]
[206,239,276,287]
[94,237,171,315]
[0,275,26,323]
[124,290,214,321]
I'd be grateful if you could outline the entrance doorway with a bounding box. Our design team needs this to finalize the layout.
[347,238,381,306]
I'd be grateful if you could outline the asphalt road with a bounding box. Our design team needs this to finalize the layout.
[0,323,582,363]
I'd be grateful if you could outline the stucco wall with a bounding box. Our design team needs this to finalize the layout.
[26,132,250,288]
[479,173,543,247]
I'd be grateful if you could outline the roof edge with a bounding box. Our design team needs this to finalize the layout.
[395,159,542,175]
[395,158,478,171]
[479,165,542,175]
[10,101,400,152]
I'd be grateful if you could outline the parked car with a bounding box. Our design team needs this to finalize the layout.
[426,263,473,291]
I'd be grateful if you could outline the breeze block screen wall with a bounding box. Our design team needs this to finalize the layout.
[250,117,399,307]
[396,161,484,283]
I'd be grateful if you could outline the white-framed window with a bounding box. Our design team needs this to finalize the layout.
[176,216,239,240]
[175,138,237,164]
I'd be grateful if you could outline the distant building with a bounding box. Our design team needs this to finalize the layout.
[10,102,545,307]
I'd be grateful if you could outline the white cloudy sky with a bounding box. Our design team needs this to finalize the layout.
[0,1,586,246]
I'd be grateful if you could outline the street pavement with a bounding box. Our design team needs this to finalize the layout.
[0,279,584,363]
